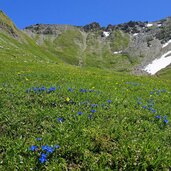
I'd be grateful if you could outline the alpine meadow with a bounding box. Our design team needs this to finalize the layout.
[0,10,171,170]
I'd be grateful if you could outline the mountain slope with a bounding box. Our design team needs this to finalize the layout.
[24,24,133,72]
[0,10,170,78]
[23,17,171,76]
[0,11,64,73]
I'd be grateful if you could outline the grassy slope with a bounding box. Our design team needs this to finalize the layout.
[1,12,171,170]
[40,29,82,65]
[1,29,171,170]
[158,65,171,80]
[29,28,136,72]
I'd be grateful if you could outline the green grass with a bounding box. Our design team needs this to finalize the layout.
[1,20,171,170]
[110,30,129,51]
[1,44,171,170]
[158,65,171,80]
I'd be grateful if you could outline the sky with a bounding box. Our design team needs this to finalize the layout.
[1,0,171,29]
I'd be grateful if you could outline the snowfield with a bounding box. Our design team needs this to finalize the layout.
[143,51,171,75]
[133,33,139,36]
[146,23,153,27]
[113,50,122,54]
[162,40,171,48]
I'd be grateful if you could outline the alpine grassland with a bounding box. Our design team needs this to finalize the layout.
[0,11,171,170]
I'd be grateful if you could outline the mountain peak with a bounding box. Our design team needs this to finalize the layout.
[82,22,101,32]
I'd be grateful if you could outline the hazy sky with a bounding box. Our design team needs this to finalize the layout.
[1,0,171,28]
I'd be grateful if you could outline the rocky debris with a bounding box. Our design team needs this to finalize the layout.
[24,24,75,35]
[106,21,147,34]
[82,22,101,32]
[155,17,171,43]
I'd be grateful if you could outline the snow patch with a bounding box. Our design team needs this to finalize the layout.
[113,50,122,54]
[157,24,162,27]
[162,39,171,48]
[143,51,171,75]
[133,33,139,36]
[103,31,110,37]
[146,23,153,27]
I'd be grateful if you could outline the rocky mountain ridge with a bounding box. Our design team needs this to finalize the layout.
[0,10,170,75]
[24,16,171,75]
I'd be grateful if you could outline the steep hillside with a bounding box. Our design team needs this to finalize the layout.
[0,12,63,73]
[0,10,19,37]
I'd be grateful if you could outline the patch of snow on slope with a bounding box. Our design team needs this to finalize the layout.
[162,40,171,48]
[113,50,122,54]
[143,51,171,75]
[133,33,139,36]
[103,31,110,37]
[146,23,153,27]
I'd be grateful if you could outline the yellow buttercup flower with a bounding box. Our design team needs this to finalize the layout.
[66,97,70,102]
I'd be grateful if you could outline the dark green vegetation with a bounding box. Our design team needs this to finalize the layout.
[0,11,171,170]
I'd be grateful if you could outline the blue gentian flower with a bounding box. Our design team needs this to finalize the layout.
[151,109,156,113]
[41,86,46,91]
[91,109,96,113]
[148,107,153,111]
[54,145,60,149]
[29,145,38,151]
[80,89,87,93]
[68,88,73,92]
[47,87,56,93]
[107,100,112,104]
[42,145,54,154]
[78,111,83,115]
[164,116,167,119]
[57,117,64,123]
[36,138,42,141]
[155,115,161,119]
[164,119,169,124]
[39,153,47,163]
[33,87,38,93]
[91,104,98,108]
[42,145,48,151]
[142,106,147,109]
